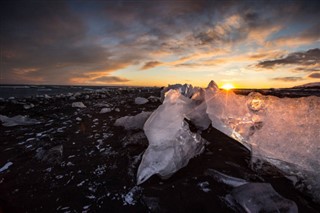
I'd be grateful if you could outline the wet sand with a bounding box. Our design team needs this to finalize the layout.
[0,88,319,212]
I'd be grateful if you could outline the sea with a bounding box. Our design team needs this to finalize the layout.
[0,85,136,99]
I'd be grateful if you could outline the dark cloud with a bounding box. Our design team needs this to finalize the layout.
[256,48,320,69]
[1,0,320,85]
[141,61,162,70]
[309,73,320,79]
[271,77,304,82]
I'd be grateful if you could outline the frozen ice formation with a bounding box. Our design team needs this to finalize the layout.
[135,97,149,105]
[205,81,320,201]
[0,115,40,127]
[136,80,320,201]
[114,111,152,130]
[72,102,86,108]
[137,90,205,184]
[226,183,298,213]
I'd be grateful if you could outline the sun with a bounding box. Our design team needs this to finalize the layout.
[220,83,235,90]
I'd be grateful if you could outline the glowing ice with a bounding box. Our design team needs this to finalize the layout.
[205,80,320,201]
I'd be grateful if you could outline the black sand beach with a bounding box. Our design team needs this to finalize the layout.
[0,88,319,212]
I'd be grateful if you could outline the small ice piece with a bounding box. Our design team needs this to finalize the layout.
[23,103,35,109]
[86,195,96,199]
[205,169,248,187]
[123,186,142,205]
[44,94,51,99]
[0,115,40,127]
[114,111,152,130]
[0,162,13,173]
[75,117,82,121]
[137,90,205,184]
[198,181,211,192]
[135,97,149,105]
[100,108,112,114]
[72,102,86,108]
[77,181,85,187]
[225,183,298,213]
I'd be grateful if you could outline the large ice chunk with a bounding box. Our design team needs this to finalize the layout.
[205,80,320,201]
[114,111,152,130]
[0,115,41,127]
[137,90,205,184]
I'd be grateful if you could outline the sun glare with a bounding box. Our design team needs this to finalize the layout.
[221,83,235,90]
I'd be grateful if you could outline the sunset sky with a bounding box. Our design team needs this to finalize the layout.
[1,0,319,88]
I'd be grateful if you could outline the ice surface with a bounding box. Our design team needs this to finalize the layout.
[225,183,298,213]
[137,90,205,184]
[114,111,152,130]
[0,162,13,173]
[72,102,86,108]
[204,81,320,201]
[135,97,149,105]
[0,115,40,127]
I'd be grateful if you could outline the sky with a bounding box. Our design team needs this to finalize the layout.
[0,0,319,88]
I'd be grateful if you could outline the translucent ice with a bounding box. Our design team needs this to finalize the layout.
[0,115,40,127]
[114,111,152,130]
[137,90,205,184]
[204,80,320,201]
[225,183,298,213]
[160,83,195,101]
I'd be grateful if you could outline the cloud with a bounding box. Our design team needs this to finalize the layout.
[141,61,163,70]
[90,76,130,83]
[1,0,320,86]
[256,48,320,69]
[271,77,304,82]
[308,73,320,79]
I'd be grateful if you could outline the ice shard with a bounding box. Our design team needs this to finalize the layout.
[137,90,205,184]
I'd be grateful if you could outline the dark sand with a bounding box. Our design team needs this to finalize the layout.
[0,88,319,212]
